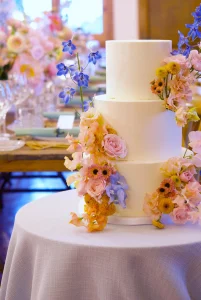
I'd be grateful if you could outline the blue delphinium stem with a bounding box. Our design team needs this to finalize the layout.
[76,52,84,111]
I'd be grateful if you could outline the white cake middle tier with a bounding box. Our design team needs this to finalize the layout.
[95,95,182,161]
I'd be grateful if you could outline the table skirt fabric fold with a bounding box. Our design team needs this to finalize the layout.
[1,191,201,300]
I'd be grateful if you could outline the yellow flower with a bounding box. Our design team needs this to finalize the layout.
[171,175,181,187]
[20,64,35,78]
[152,220,165,229]
[166,62,180,75]
[56,48,63,61]
[156,66,168,78]
[187,107,200,122]
[158,198,174,214]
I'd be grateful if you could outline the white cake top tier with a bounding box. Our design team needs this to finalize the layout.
[106,40,172,101]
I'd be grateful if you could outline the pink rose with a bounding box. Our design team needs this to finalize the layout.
[180,165,196,182]
[86,178,106,199]
[171,207,189,224]
[189,50,201,71]
[102,134,127,159]
[189,131,201,154]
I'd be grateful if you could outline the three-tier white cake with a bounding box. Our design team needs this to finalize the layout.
[94,40,182,223]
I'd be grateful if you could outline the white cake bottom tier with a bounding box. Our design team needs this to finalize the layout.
[114,160,165,218]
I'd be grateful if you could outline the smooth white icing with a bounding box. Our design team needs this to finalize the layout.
[115,160,163,217]
[113,148,191,218]
[106,40,172,101]
[95,95,182,161]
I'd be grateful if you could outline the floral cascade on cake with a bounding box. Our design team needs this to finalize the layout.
[144,131,201,228]
[65,108,128,232]
[150,4,201,126]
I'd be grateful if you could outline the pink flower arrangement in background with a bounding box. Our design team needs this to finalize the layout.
[144,131,201,228]
[0,17,63,85]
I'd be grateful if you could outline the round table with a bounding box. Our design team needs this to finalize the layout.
[1,190,201,300]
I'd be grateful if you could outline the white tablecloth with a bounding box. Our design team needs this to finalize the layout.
[1,190,201,300]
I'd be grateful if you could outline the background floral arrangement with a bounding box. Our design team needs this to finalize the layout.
[64,107,128,232]
[150,4,201,127]
[0,17,62,88]
[144,131,201,229]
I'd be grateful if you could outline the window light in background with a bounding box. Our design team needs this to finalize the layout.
[61,0,103,34]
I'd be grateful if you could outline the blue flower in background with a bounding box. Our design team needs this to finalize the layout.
[192,5,201,23]
[59,88,76,104]
[73,72,89,87]
[177,31,189,48]
[56,63,75,76]
[88,51,102,65]
[186,22,201,40]
[62,40,76,55]
[171,44,191,57]
[106,172,128,209]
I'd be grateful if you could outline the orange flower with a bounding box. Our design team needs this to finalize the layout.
[87,214,108,232]
[69,213,84,227]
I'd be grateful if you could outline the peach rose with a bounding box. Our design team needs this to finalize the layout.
[86,178,106,199]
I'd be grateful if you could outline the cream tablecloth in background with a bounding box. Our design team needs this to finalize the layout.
[1,190,201,300]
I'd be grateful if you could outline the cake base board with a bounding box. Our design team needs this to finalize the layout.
[108,215,152,226]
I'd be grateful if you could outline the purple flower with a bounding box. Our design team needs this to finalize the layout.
[73,72,89,87]
[88,51,101,65]
[56,63,75,76]
[81,99,94,112]
[192,5,201,23]
[171,45,191,57]
[59,88,76,104]
[62,40,76,55]
[177,31,189,48]
[186,22,201,40]
[106,172,128,208]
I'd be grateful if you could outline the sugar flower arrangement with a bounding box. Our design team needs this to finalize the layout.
[56,37,101,111]
[64,107,128,232]
[144,131,201,229]
[150,4,201,127]
[0,18,62,86]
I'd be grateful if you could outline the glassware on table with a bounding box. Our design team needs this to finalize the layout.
[9,73,31,122]
[19,107,44,128]
[0,81,14,140]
